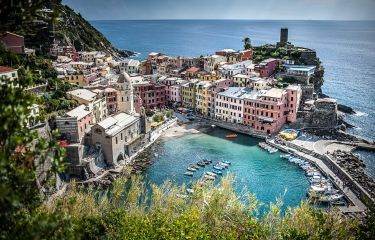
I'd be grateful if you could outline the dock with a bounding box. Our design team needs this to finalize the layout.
[267,139,370,214]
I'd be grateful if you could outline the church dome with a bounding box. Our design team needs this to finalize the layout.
[118,71,132,83]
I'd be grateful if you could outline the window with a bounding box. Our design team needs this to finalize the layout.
[116,137,118,144]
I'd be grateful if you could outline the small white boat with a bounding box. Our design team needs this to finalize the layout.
[219,162,229,168]
[187,167,196,172]
[281,154,292,159]
[204,175,215,181]
[184,171,194,176]
[319,194,344,203]
[206,171,217,177]
[211,125,216,128]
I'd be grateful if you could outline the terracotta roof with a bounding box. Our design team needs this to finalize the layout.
[0,66,16,74]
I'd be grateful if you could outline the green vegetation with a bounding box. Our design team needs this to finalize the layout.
[0,0,120,55]
[23,175,362,239]
[243,37,252,50]
[152,113,165,123]
[0,75,66,239]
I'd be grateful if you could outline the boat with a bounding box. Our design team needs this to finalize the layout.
[211,125,216,128]
[213,170,223,175]
[218,162,229,168]
[226,134,238,138]
[197,161,206,167]
[258,142,267,148]
[184,171,194,176]
[203,159,212,165]
[319,193,344,203]
[268,148,278,153]
[206,171,217,177]
[191,165,200,170]
[213,165,224,170]
[187,167,196,172]
[281,154,292,159]
[330,200,346,206]
[222,160,231,165]
[204,175,215,181]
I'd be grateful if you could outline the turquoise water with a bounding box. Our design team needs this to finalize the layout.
[144,128,310,207]
[91,20,375,176]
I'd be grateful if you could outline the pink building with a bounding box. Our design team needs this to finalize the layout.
[255,58,279,78]
[161,77,187,103]
[55,105,93,143]
[207,78,233,117]
[242,86,301,134]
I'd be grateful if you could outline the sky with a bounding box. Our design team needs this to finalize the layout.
[63,0,375,21]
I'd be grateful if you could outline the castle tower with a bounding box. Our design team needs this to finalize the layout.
[117,71,135,114]
[280,28,288,46]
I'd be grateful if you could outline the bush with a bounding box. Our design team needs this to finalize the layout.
[152,113,164,123]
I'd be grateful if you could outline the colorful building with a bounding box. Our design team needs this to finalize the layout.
[181,79,199,109]
[133,81,166,110]
[255,58,279,78]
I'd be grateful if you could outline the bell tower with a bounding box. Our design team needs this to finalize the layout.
[117,71,135,114]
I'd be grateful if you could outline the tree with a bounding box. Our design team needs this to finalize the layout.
[242,37,252,50]
[0,72,66,238]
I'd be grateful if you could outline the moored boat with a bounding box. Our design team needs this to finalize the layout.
[206,171,217,177]
[213,165,224,170]
[226,134,238,138]
[222,160,231,165]
[197,161,206,167]
[184,171,194,176]
[187,167,196,172]
[213,170,223,175]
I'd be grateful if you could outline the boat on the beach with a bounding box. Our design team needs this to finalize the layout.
[225,134,238,138]
[184,171,194,176]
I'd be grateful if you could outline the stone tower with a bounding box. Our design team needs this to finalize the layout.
[280,28,288,46]
[117,71,135,114]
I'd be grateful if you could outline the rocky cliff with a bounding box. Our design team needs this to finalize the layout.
[0,0,132,58]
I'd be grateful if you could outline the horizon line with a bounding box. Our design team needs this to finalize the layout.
[88,18,375,21]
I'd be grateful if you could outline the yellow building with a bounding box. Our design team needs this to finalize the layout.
[199,73,220,81]
[181,79,199,109]
[195,81,212,115]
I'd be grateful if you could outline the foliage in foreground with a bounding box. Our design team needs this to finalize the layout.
[29,175,359,240]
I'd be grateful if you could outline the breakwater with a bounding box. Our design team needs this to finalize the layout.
[266,139,371,214]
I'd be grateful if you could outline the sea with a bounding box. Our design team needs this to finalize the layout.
[91,20,375,177]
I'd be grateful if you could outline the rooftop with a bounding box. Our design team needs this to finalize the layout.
[233,74,249,79]
[0,66,16,74]
[260,88,285,99]
[97,113,138,136]
[218,87,254,99]
[284,65,316,72]
[65,104,91,120]
[67,89,97,102]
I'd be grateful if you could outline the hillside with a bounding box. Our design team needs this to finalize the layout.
[0,0,132,57]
